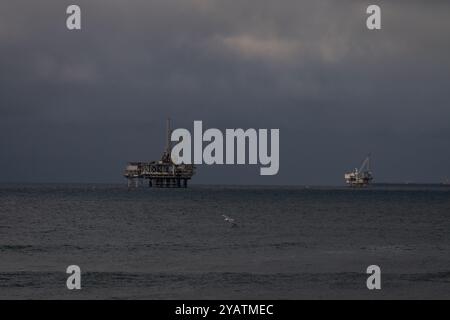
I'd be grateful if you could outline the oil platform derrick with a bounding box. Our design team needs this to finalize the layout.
[124,118,195,188]
[344,154,373,187]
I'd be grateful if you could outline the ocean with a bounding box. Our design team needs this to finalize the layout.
[0,184,449,299]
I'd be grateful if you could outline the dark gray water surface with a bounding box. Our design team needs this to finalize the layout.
[1,184,449,299]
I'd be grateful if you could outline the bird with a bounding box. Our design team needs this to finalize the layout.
[222,215,238,227]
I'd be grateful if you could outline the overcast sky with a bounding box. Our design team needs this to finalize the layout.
[0,0,449,185]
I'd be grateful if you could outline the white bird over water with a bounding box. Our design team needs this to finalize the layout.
[222,214,237,227]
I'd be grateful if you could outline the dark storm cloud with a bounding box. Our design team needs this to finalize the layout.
[0,0,449,184]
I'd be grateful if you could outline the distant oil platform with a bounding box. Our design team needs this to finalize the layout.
[124,119,195,188]
[344,154,373,187]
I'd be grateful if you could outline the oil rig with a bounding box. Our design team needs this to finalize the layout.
[124,119,195,188]
[344,154,373,187]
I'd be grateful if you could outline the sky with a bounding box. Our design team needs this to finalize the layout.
[0,0,449,185]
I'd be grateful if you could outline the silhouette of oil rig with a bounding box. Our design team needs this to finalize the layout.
[124,119,195,188]
[344,154,373,187]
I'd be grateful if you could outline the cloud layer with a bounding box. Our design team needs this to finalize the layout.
[1,0,449,184]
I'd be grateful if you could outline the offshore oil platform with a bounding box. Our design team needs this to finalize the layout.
[124,119,195,188]
[344,154,373,187]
